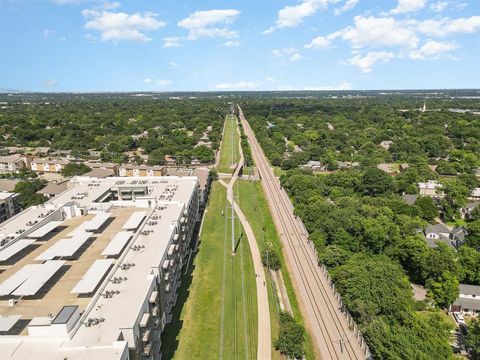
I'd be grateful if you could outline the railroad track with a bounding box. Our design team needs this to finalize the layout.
[238,105,366,360]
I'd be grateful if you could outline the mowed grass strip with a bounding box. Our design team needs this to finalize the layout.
[217,115,240,174]
[237,179,316,360]
[164,182,257,360]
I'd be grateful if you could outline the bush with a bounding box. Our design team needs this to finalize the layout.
[261,246,281,270]
[274,312,305,359]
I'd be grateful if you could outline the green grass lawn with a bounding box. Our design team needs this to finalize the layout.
[217,115,240,174]
[237,179,316,360]
[162,182,257,360]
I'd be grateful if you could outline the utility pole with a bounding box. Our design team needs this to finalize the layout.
[231,190,236,255]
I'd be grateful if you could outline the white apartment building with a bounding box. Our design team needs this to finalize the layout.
[30,158,70,173]
[0,176,199,360]
[0,154,26,173]
[119,165,165,177]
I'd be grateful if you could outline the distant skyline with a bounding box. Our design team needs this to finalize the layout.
[1,0,479,92]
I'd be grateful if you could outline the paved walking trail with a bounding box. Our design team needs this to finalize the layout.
[218,115,271,360]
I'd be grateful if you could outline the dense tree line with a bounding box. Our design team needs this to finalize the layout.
[0,94,226,164]
[279,168,476,358]
[241,97,480,174]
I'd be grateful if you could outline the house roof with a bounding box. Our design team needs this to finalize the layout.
[425,223,450,234]
[36,181,69,196]
[0,154,23,163]
[0,179,20,192]
[83,168,115,178]
[459,284,480,296]
[402,194,418,205]
[192,167,209,190]
[454,298,480,311]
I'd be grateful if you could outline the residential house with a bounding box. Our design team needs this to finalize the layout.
[0,154,26,173]
[0,179,20,192]
[36,181,70,199]
[418,180,444,197]
[402,194,418,205]
[424,223,465,248]
[377,163,400,175]
[450,284,480,315]
[195,140,212,148]
[82,168,115,178]
[164,155,177,166]
[30,158,70,173]
[470,188,480,200]
[0,192,20,223]
[118,164,165,177]
[300,161,327,171]
[191,158,201,166]
[379,140,394,150]
[85,162,119,175]
[461,202,480,219]
[337,161,360,170]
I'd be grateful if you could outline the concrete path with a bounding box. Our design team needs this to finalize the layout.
[218,114,271,360]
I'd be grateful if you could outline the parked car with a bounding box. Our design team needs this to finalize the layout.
[454,312,466,324]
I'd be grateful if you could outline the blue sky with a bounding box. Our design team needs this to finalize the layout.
[1,0,479,91]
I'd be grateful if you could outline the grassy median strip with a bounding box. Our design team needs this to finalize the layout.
[217,115,240,174]
[162,182,257,360]
[237,179,315,360]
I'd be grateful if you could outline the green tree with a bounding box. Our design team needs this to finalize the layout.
[261,245,281,270]
[426,271,459,308]
[465,318,480,360]
[274,313,305,359]
[414,196,438,221]
[360,167,394,196]
[332,254,413,322]
[61,163,91,177]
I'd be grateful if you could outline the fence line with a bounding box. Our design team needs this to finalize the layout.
[296,215,372,359]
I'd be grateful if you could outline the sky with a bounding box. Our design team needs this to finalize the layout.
[0,0,479,92]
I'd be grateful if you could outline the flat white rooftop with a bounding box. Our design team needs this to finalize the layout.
[0,176,198,359]
[27,220,63,239]
[71,259,113,294]
[101,231,133,257]
[121,211,146,230]
[0,239,35,261]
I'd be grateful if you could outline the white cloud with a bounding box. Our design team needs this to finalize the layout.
[344,51,395,73]
[415,16,480,36]
[164,37,181,48]
[178,9,240,40]
[304,31,342,49]
[264,0,340,34]
[430,1,449,12]
[391,0,427,14]
[42,79,58,87]
[215,81,260,90]
[265,76,276,83]
[341,16,419,49]
[43,29,54,38]
[272,47,303,61]
[334,0,358,15]
[143,78,172,87]
[409,40,458,59]
[169,62,178,68]
[82,10,165,42]
[304,81,353,90]
[224,40,241,47]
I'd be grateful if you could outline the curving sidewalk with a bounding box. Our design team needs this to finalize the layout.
[219,115,271,360]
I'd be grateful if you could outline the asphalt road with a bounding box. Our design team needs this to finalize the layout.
[238,105,367,360]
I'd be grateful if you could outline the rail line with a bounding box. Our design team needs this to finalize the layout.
[238,105,366,360]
